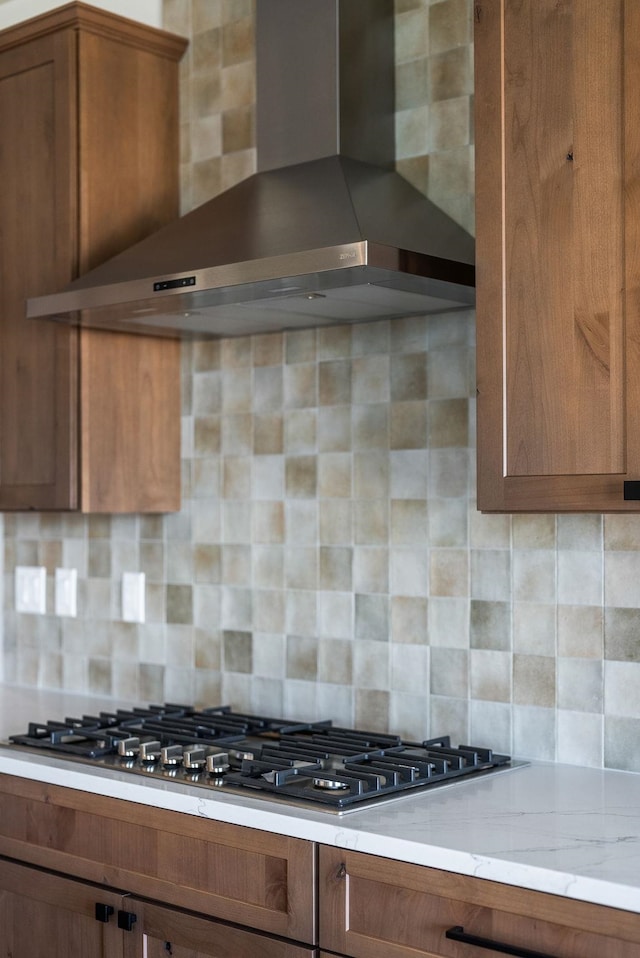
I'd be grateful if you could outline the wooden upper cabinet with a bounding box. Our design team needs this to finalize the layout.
[0,3,186,512]
[475,0,640,511]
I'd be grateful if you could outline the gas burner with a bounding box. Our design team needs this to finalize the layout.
[4,704,520,813]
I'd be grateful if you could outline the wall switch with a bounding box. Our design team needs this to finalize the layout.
[122,571,145,623]
[55,567,77,617]
[15,566,47,614]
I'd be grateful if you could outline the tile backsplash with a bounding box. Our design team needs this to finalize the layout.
[4,0,640,773]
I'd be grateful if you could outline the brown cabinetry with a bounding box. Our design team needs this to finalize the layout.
[474,0,640,512]
[0,774,317,957]
[0,4,185,512]
[319,846,640,958]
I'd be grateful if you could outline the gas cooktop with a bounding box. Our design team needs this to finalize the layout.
[5,703,518,813]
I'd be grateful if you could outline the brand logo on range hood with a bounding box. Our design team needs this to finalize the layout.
[153,277,197,292]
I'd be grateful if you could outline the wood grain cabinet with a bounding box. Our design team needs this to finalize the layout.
[319,846,640,958]
[474,0,640,512]
[0,3,185,512]
[0,775,318,957]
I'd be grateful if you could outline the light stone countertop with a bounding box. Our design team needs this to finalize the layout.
[1,684,640,915]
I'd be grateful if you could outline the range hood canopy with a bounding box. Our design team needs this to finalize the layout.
[27,0,475,339]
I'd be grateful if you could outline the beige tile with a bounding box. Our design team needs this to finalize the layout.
[284,363,317,408]
[194,413,222,456]
[223,629,253,672]
[166,584,194,625]
[253,414,283,454]
[285,547,317,590]
[396,57,429,112]
[395,8,429,62]
[390,595,428,644]
[222,104,254,153]
[354,500,389,545]
[252,332,283,366]
[429,0,472,54]
[319,359,352,405]
[390,499,428,545]
[286,329,317,364]
[429,47,472,101]
[353,548,389,595]
[353,404,389,450]
[559,605,603,658]
[221,15,254,67]
[355,688,390,732]
[430,548,468,596]
[318,638,353,685]
[428,398,468,447]
[430,96,471,151]
[252,502,284,544]
[320,547,353,591]
[390,401,427,449]
[352,355,390,403]
[284,409,316,454]
[285,456,317,498]
[513,654,556,708]
[318,453,352,499]
[286,635,318,681]
[318,405,352,452]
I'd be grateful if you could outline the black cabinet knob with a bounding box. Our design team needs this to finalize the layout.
[94,903,114,923]
[117,909,138,932]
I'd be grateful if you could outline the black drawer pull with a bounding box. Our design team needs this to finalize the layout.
[445,925,558,958]
[624,481,640,500]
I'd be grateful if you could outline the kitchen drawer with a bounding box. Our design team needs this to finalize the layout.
[319,846,640,958]
[0,774,316,944]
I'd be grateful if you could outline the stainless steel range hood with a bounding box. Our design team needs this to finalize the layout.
[27,0,475,339]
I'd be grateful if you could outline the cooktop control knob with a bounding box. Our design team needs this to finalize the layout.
[117,736,140,758]
[161,744,183,767]
[207,752,230,775]
[139,740,162,763]
[183,746,206,770]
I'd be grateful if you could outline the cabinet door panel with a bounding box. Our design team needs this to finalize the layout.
[0,775,316,944]
[0,856,123,958]
[475,0,640,511]
[319,847,640,958]
[0,32,78,509]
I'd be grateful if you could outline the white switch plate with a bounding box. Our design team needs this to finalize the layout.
[15,566,47,614]
[122,571,145,623]
[55,567,77,617]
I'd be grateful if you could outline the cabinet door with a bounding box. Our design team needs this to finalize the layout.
[123,899,317,958]
[0,6,184,512]
[0,856,124,958]
[0,774,316,944]
[319,846,640,958]
[0,29,79,509]
[475,0,640,511]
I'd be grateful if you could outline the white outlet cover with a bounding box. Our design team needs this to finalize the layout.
[122,571,145,623]
[15,565,47,614]
[55,567,77,617]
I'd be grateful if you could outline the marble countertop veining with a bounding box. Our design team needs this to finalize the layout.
[1,684,640,915]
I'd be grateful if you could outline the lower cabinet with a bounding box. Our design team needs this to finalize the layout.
[319,846,640,958]
[0,774,317,957]
[0,857,316,958]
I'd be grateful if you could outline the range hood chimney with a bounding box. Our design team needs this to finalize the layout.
[27,0,475,338]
